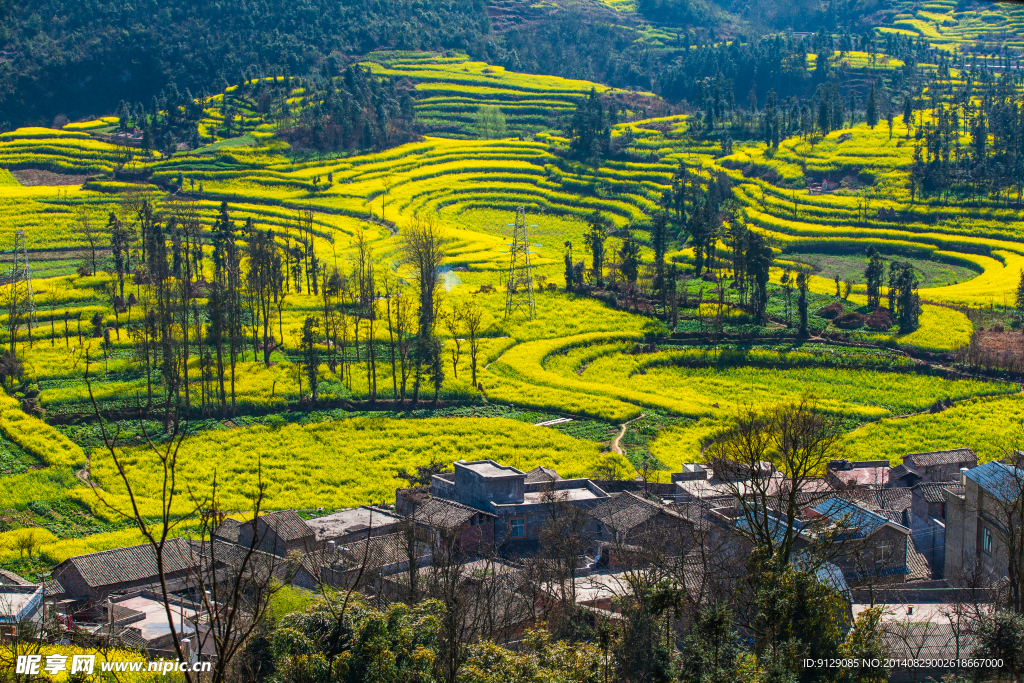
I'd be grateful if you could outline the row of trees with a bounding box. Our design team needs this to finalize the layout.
[64,194,469,428]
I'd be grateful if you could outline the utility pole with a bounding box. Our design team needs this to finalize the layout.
[4,230,36,354]
[503,206,537,320]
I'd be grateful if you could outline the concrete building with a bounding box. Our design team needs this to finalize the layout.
[944,460,1023,586]
[0,584,43,632]
[890,449,977,488]
[430,460,610,546]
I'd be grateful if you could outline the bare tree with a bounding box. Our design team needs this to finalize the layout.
[704,396,848,569]
[402,215,448,404]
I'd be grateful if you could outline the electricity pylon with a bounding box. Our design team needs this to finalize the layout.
[503,206,536,320]
[4,230,35,354]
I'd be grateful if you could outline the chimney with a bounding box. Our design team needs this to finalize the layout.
[327,540,336,554]
[960,467,969,486]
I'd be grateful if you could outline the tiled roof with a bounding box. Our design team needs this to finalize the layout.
[42,580,65,598]
[811,497,906,538]
[339,533,424,570]
[878,510,907,525]
[60,538,200,589]
[905,542,932,582]
[0,569,32,586]
[965,461,1024,503]
[837,488,881,510]
[525,466,562,484]
[413,498,488,529]
[916,482,964,503]
[212,518,241,543]
[889,464,920,481]
[876,487,913,511]
[258,510,313,542]
[589,492,676,533]
[905,449,976,467]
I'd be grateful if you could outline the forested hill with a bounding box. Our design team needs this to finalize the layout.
[0,0,897,129]
[0,0,491,128]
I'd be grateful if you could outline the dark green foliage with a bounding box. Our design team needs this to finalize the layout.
[619,228,642,284]
[752,561,845,683]
[266,594,442,683]
[568,88,609,163]
[797,271,808,337]
[888,261,920,332]
[971,610,1024,682]
[864,246,885,309]
[866,81,878,129]
[746,231,773,324]
[0,0,491,127]
[678,604,745,683]
[301,316,320,402]
[583,211,609,286]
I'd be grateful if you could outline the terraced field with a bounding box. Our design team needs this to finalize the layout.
[3,44,1024,573]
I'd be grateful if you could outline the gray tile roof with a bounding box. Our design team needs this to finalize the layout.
[889,464,920,481]
[589,492,680,533]
[905,542,932,582]
[413,498,488,529]
[905,449,976,467]
[876,487,913,511]
[812,497,907,538]
[258,510,314,542]
[212,518,241,543]
[916,482,964,503]
[525,466,562,484]
[0,569,32,586]
[59,538,200,589]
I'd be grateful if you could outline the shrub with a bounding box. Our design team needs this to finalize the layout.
[817,302,845,319]
[834,312,867,329]
[865,307,895,331]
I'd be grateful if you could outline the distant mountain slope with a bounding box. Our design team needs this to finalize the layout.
[0,0,492,127]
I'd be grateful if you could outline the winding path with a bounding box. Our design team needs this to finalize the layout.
[611,412,648,455]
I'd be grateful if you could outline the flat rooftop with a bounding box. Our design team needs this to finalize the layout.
[852,602,956,625]
[523,488,602,504]
[832,466,890,487]
[111,595,196,641]
[458,461,524,478]
[305,507,400,540]
[0,586,40,621]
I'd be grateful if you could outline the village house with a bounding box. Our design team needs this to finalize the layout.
[889,449,977,488]
[304,506,401,545]
[810,497,912,585]
[826,459,891,489]
[429,460,610,546]
[51,538,204,605]
[944,460,1023,586]
[234,509,316,557]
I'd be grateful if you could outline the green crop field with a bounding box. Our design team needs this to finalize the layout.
[3,18,1024,579]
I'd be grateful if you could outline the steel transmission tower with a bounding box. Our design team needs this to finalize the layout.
[503,206,536,320]
[4,230,36,353]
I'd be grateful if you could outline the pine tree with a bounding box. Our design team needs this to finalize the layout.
[1015,270,1024,314]
[903,96,913,138]
[866,82,878,129]
[797,271,809,337]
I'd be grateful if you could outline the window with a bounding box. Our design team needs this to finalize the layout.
[875,540,893,564]
[510,518,525,539]
[983,527,993,555]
